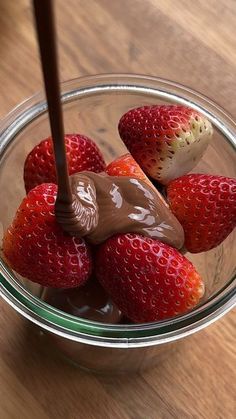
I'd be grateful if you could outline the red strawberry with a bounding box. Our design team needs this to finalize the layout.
[3,183,92,288]
[96,233,204,323]
[106,153,147,181]
[118,105,213,184]
[24,133,106,193]
[167,174,236,253]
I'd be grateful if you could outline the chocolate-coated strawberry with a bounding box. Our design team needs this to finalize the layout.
[96,233,204,323]
[118,105,213,184]
[3,184,92,288]
[167,174,236,253]
[24,133,106,193]
[106,152,168,201]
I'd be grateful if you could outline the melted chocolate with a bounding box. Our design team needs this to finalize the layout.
[57,171,184,248]
[33,0,73,213]
[43,279,122,323]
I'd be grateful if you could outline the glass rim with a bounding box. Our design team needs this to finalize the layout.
[0,73,236,348]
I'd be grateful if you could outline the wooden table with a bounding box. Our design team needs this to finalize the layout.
[0,1,235,418]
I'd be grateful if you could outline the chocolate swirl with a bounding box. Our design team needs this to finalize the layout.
[56,174,99,236]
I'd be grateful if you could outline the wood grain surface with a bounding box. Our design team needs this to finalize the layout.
[0,0,235,418]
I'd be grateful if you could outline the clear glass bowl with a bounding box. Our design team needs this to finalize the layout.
[0,74,235,374]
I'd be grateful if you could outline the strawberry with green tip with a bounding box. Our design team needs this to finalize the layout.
[3,183,92,288]
[118,105,213,184]
[96,233,204,323]
[167,174,236,253]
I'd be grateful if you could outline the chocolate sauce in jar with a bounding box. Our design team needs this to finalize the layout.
[43,279,123,324]
[66,171,184,248]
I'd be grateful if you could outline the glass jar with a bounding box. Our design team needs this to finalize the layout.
[0,74,235,373]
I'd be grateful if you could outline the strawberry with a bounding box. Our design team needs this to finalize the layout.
[95,233,204,323]
[3,183,92,288]
[118,105,213,184]
[106,153,147,181]
[24,133,106,193]
[167,174,236,253]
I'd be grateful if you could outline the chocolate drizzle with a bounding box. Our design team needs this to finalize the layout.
[33,0,73,215]
[33,1,184,250]
[56,174,99,236]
